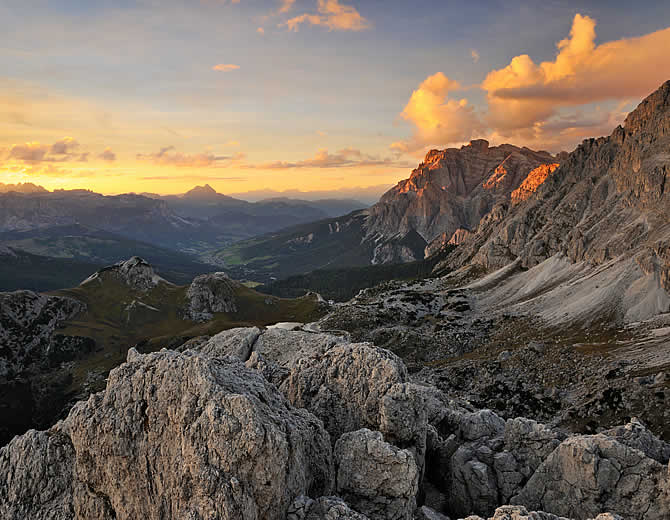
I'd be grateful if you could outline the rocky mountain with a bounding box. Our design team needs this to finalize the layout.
[365,141,559,261]
[0,182,48,194]
[211,141,562,282]
[433,79,670,325]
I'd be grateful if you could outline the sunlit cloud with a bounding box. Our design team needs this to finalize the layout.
[470,49,480,63]
[136,146,243,167]
[394,14,670,154]
[391,72,483,154]
[50,137,79,155]
[284,0,370,32]
[212,63,240,72]
[244,148,411,169]
[279,0,296,13]
[482,14,670,133]
[257,27,265,34]
[99,148,117,162]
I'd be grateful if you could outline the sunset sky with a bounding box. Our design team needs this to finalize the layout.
[2,0,670,196]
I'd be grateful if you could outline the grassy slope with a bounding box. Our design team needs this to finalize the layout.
[51,275,324,396]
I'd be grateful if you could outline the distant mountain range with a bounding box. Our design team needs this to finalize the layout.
[0,185,368,289]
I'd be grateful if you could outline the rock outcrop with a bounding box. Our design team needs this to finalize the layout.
[365,141,559,262]
[80,256,170,291]
[0,349,334,519]
[184,272,238,321]
[334,429,419,520]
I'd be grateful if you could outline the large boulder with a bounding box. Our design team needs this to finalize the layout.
[0,348,334,519]
[334,429,419,520]
[514,433,670,519]
[459,505,623,519]
[280,343,409,442]
[184,272,238,321]
[198,326,262,360]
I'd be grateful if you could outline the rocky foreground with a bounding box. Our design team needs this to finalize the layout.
[1,326,669,519]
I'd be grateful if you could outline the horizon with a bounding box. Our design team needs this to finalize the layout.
[2,1,670,195]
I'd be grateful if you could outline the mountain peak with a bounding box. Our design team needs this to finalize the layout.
[623,79,670,136]
[183,184,219,199]
[81,256,170,291]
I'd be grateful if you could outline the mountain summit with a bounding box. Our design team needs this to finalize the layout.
[182,184,220,200]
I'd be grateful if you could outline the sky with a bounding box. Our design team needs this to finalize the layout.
[1,0,670,196]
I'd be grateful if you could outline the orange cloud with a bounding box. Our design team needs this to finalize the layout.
[244,148,410,169]
[470,49,480,63]
[285,0,370,32]
[136,146,242,168]
[257,27,265,34]
[279,0,295,13]
[395,15,670,153]
[391,72,483,154]
[212,63,240,72]
[99,148,116,162]
[482,14,670,132]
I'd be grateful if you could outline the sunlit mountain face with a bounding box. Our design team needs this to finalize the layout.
[1,0,670,198]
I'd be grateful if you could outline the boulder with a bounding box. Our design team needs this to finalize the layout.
[514,434,670,519]
[185,272,238,321]
[0,348,334,519]
[334,429,418,520]
[280,343,409,442]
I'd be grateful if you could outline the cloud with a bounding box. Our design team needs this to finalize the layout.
[50,137,79,155]
[279,0,295,13]
[470,49,480,63]
[244,148,411,169]
[394,15,670,153]
[5,137,103,164]
[136,146,242,167]
[391,72,483,154]
[8,142,50,163]
[212,63,240,72]
[482,14,670,133]
[285,0,370,32]
[99,148,117,161]
[257,27,265,34]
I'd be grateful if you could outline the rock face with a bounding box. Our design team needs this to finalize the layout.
[280,343,410,442]
[440,81,670,302]
[364,141,558,262]
[0,290,89,446]
[514,433,670,520]
[510,164,560,205]
[184,272,238,321]
[80,256,169,291]
[334,429,419,520]
[0,349,334,520]
[0,290,85,378]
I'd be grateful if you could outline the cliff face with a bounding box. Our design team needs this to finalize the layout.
[364,140,559,262]
[440,81,670,287]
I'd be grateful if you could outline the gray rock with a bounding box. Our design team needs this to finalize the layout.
[334,429,418,520]
[198,326,262,360]
[287,495,370,520]
[0,349,334,519]
[281,343,409,442]
[513,433,670,519]
[80,256,169,292]
[184,272,238,321]
[602,417,670,464]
